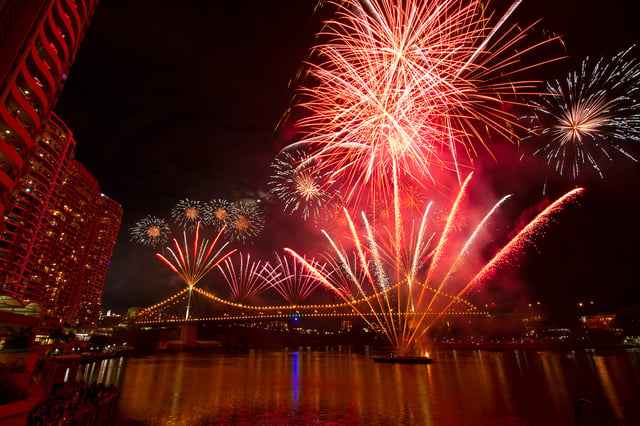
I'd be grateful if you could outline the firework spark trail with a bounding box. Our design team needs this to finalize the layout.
[361,211,402,344]
[420,190,512,316]
[436,194,512,291]
[471,187,584,286]
[288,205,435,353]
[456,0,523,77]
[320,228,373,301]
[420,172,473,302]
[348,208,403,339]
[262,253,325,305]
[320,252,368,300]
[217,252,272,302]
[286,176,584,353]
[286,0,554,205]
[343,209,377,287]
[400,201,434,339]
[284,247,400,347]
[525,46,640,178]
[287,211,419,352]
[374,200,437,343]
[419,186,585,338]
[157,224,233,287]
[320,221,402,340]
[130,215,171,247]
[156,222,237,319]
[407,192,512,339]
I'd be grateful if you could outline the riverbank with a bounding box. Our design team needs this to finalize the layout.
[433,339,638,351]
[44,346,135,363]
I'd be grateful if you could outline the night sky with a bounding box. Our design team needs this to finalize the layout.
[53,0,640,315]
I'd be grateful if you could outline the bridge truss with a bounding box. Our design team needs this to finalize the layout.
[134,282,489,326]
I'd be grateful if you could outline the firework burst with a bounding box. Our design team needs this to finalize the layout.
[156,222,236,319]
[285,173,584,354]
[217,252,272,302]
[320,252,369,300]
[262,252,325,305]
[369,182,428,222]
[172,199,206,230]
[286,0,554,206]
[130,216,172,247]
[269,150,337,221]
[226,201,265,244]
[205,199,233,231]
[524,46,640,178]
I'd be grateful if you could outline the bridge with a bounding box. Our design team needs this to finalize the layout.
[133,283,491,327]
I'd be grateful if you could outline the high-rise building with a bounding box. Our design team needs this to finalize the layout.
[0,113,75,299]
[0,1,119,333]
[0,0,99,216]
[72,194,122,329]
[29,160,121,332]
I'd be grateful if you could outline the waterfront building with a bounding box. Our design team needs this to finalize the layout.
[340,320,353,332]
[126,306,141,319]
[28,160,122,333]
[0,1,119,334]
[0,113,75,300]
[0,0,99,216]
[579,314,616,330]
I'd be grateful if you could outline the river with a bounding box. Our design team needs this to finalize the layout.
[79,347,640,425]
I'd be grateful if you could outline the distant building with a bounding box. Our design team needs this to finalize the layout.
[0,1,119,334]
[73,192,122,330]
[579,314,615,330]
[126,307,141,319]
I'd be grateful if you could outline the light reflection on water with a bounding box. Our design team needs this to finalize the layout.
[77,356,123,386]
[83,347,640,425]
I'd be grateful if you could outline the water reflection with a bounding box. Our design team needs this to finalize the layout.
[290,351,299,412]
[77,356,124,386]
[104,348,640,425]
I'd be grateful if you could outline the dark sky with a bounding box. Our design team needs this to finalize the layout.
[54,0,640,315]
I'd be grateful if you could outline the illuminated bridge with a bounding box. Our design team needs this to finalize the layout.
[134,284,490,327]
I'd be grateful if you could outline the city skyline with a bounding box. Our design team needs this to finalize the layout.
[54,0,640,314]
